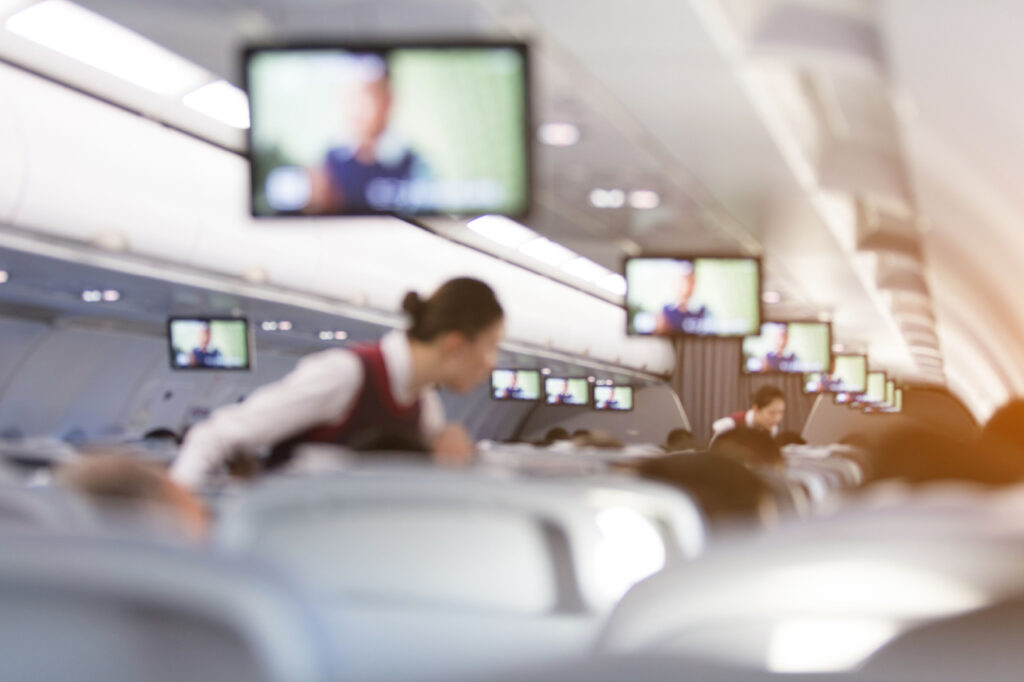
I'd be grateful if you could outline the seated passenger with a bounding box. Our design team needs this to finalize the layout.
[710,427,783,468]
[710,385,786,444]
[663,428,698,452]
[171,278,505,489]
[776,430,807,447]
[632,452,776,530]
[57,454,208,542]
[867,425,1024,487]
[981,399,1024,460]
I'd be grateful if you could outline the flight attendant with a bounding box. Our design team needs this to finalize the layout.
[171,277,504,489]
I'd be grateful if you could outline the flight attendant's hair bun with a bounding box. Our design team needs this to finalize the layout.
[402,291,425,320]
[404,278,503,342]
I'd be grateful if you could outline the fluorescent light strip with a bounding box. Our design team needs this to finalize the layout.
[561,256,611,283]
[182,79,250,128]
[596,273,627,296]
[5,0,208,96]
[518,237,577,266]
[467,215,537,248]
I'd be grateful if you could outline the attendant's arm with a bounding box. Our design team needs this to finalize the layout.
[171,350,363,489]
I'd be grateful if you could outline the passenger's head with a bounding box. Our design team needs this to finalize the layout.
[634,453,776,529]
[751,385,786,431]
[866,425,1024,486]
[345,53,392,147]
[403,278,504,392]
[981,399,1024,459]
[712,427,783,468]
[776,430,806,447]
[57,454,208,542]
[664,428,698,452]
[544,427,570,443]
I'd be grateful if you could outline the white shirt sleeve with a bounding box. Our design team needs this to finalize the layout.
[171,349,364,489]
[419,389,447,445]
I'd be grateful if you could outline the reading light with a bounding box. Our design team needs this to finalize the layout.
[5,0,208,96]
[261,321,278,331]
[182,79,250,128]
[589,188,626,209]
[519,237,577,266]
[540,368,551,375]
[277,320,292,331]
[628,190,660,210]
[333,331,348,340]
[537,122,580,147]
[0,270,8,283]
[81,289,101,302]
[467,215,537,248]
[102,289,120,302]
[318,331,334,341]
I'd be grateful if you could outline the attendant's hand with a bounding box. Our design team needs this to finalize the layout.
[432,424,475,467]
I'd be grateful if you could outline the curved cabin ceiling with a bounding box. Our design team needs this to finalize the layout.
[0,0,1018,420]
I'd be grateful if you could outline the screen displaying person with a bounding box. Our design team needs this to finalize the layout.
[304,53,430,214]
[189,323,224,368]
[760,323,797,372]
[550,379,574,405]
[655,260,709,334]
[496,372,524,400]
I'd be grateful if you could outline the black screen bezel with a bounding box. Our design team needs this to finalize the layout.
[244,40,533,219]
[741,319,833,375]
[167,317,252,371]
[622,254,763,338]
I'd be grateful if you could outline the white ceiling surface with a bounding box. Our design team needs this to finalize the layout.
[3,0,1017,418]
[879,0,1024,419]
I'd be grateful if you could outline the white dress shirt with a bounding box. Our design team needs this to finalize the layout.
[710,409,780,446]
[171,331,445,489]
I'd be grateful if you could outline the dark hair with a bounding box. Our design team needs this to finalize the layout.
[775,430,806,447]
[752,385,786,409]
[544,427,570,442]
[711,427,782,466]
[664,428,698,452]
[982,400,1024,456]
[635,453,773,526]
[403,278,503,343]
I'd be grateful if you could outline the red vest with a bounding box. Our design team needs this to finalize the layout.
[266,344,424,468]
[730,411,747,426]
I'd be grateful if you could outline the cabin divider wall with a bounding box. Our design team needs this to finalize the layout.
[670,337,815,448]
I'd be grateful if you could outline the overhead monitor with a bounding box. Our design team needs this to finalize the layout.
[828,354,868,404]
[246,42,530,217]
[625,256,761,337]
[490,369,541,402]
[168,318,250,370]
[891,388,904,413]
[545,378,590,406]
[864,371,887,404]
[593,385,634,412]
[743,321,831,374]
